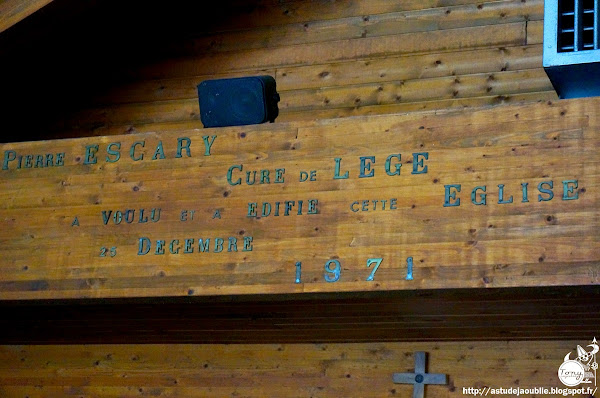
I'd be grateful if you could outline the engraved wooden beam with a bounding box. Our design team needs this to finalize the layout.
[0,98,598,300]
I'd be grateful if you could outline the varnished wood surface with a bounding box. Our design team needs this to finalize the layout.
[0,0,53,33]
[0,339,593,397]
[0,99,598,300]
[1,0,556,141]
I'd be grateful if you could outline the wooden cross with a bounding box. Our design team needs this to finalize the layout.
[392,351,447,398]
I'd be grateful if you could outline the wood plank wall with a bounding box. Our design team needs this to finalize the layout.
[0,3,595,395]
[24,0,555,139]
[0,340,590,397]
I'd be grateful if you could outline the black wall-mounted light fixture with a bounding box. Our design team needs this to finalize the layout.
[197,75,280,128]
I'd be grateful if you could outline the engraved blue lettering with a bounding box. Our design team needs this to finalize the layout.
[101,211,112,225]
[138,237,151,255]
[150,208,161,223]
[385,154,402,176]
[202,135,217,156]
[275,168,285,183]
[44,154,53,167]
[284,201,295,216]
[260,169,270,184]
[359,156,375,178]
[155,240,165,255]
[130,141,145,161]
[295,262,301,283]
[538,181,554,202]
[198,239,210,252]
[176,137,192,158]
[324,259,341,282]
[333,158,349,179]
[362,200,368,211]
[214,238,224,253]
[56,153,65,166]
[124,209,135,223]
[262,202,271,217]
[184,239,194,253]
[153,141,165,160]
[471,186,487,205]
[247,202,257,217]
[412,152,429,174]
[228,237,238,252]
[34,155,44,168]
[243,236,253,251]
[350,201,359,212]
[113,211,123,224]
[444,184,461,207]
[307,199,318,214]
[227,164,243,186]
[274,202,281,216]
[169,240,180,254]
[139,209,148,223]
[2,150,16,170]
[562,180,579,200]
[521,182,529,203]
[84,144,99,165]
[246,170,257,185]
[406,257,414,280]
[498,184,513,204]
[106,142,121,163]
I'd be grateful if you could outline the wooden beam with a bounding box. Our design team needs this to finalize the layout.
[0,286,597,344]
[0,0,53,34]
[0,98,598,301]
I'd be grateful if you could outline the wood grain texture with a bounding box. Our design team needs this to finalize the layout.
[0,98,598,300]
[0,0,53,33]
[3,0,552,140]
[62,67,552,131]
[134,22,527,80]
[94,45,544,105]
[207,0,508,30]
[165,0,542,56]
[0,340,592,397]
[527,20,544,45]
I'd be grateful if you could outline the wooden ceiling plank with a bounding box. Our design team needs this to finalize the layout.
[0,0,53,34]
